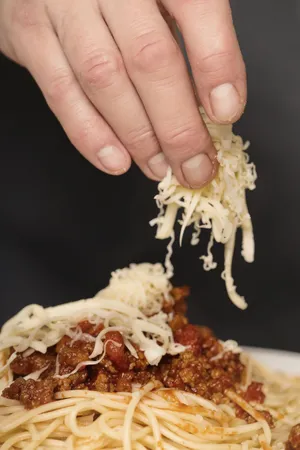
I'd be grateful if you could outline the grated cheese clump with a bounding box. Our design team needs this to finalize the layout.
[150,108,257,309]
[97,263,172,316]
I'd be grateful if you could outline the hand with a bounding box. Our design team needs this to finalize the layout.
[0,0,246,188]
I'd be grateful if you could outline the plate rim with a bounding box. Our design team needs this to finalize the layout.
[243,346,300,375]
[243,346,300,358]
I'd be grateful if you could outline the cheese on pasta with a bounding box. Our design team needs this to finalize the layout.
[97,263,172,316]
[0,263,184,376]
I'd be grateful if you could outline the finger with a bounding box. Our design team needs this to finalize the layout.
[100,0,217,189]
[13,19,131,175]
[50,0,163,181]
[163,0,247,124]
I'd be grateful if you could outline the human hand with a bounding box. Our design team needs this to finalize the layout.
[0,0,246,188]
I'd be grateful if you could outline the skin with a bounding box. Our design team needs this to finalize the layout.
[0,0,246,188]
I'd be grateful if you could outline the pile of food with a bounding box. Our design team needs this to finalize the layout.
[0,264,299,450]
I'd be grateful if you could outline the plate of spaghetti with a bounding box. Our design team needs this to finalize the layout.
[0,263,299,450]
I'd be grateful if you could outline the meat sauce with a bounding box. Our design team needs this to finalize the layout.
[243,381,265,404]
[2,286,269,428]
[287,424,300,450]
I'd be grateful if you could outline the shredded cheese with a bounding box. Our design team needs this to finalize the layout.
[211,340,242,361]
[150,108,257,309]
[97,263,172,316]
[0,264,184,378]
[23,365,50,382]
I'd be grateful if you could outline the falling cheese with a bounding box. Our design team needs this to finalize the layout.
[151,108,257,309]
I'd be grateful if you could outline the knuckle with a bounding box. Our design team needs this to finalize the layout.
[198,50,235,76]
[80,50,124,91]
[130,33,179,74]
[162,125,200,149]
[126,125,157,151]
[199,51,235,74]
[161,124,209,159]
[46,70,74,105]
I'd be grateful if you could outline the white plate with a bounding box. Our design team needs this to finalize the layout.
[244,347,300,376]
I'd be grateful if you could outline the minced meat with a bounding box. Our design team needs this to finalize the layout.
[2,287,250,411]
[287,424,300,450]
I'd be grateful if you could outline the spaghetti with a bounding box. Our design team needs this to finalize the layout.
[1,359,300,450]
[0,265,299,450]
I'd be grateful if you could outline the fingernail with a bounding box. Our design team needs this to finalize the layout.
[148,152,169,179]
[210,83,241,122]
[97,146,127,172]
[182,153,212,188]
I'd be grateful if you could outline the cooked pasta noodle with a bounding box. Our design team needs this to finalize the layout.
[1,355,300,450]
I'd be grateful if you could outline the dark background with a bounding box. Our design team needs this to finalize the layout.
[0,0,299,350]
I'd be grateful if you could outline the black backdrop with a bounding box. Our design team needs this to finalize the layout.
[0,0,299,351]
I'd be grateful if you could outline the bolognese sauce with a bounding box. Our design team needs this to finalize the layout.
[1,286,269,428]
[287,424,300,450]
